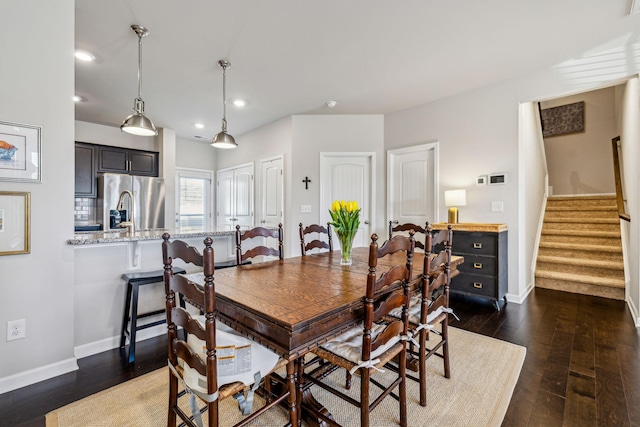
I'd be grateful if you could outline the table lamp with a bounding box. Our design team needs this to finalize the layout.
[445,189,466,223]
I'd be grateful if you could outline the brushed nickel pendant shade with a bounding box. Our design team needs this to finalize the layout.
[121,25,157,136]
[211,60,237,149]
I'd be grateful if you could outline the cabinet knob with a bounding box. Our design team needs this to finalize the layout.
[473,262,483,269]
[473,242,483,249]
[473,282,483,289]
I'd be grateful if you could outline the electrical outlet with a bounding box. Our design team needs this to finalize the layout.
[7,319,26,341]
[300,204,312,213]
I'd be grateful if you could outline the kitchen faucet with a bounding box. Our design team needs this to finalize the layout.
[117,190,135,234]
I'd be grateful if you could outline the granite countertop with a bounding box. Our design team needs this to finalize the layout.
[67,228,237,245]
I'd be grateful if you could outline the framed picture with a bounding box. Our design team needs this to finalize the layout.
[0,120,41,182]
[0,191,30,255]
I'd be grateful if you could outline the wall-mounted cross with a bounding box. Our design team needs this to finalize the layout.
[302,176,311,190]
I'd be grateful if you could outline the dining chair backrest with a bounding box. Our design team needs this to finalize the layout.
[389,221,427,251]
[235,224,284,265]
[363,232,415,362]
[423,224,453,314]
[299,222,333,255]
[162,234,220,426]
[162,233,292,427]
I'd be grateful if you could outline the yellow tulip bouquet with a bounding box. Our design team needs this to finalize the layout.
[329,200,361,265]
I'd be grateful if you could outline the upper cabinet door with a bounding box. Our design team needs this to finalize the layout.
[97,146,128,173]
[75,142,97,198]
[97,146,158,176]
[128,150,158,176]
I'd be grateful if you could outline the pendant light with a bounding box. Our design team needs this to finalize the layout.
[121,25,157,136]
[211,60,237,149]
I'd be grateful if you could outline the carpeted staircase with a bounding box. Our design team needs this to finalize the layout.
[535,195,625,300]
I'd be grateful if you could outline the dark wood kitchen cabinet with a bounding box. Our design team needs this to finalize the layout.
[432,223,508,311]
[97,146,159,176]
[75,142,97,198]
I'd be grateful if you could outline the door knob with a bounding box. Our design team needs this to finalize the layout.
[392,220,399,224]
[364,220,370,225]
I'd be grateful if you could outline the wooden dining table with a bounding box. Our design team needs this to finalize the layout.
[208,247,463,426]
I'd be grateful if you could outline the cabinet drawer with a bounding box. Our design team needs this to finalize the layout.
[456,254,497,276]
[450,272,497,298]
[454,232,496,256]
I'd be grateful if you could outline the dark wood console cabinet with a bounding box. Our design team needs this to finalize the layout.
[432,223,508,310]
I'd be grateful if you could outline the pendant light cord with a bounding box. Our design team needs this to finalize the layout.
[222,64,227,131]
[137,33,143,101]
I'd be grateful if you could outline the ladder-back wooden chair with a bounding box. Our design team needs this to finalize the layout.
[389,221,427,251]
[235,224,283,265]
[162,234,290,427]
[303,232,415,427]
[387,224,454,406]
[299,222,333,255]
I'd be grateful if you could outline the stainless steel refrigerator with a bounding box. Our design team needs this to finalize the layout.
[97,173,165,231]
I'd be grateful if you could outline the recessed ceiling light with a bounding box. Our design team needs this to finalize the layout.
[74,50,95,62]
[73,95,83,102]
[195,123,205,129]
[233,99,246,107]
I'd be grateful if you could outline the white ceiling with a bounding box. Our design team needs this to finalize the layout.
[75,0,639,142]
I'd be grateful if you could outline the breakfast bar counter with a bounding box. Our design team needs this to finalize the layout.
[67,228,237,245]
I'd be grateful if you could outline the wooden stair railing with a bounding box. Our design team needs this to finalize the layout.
[611,136,630,222]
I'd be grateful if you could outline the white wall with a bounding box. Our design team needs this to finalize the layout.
[75,120,158,152]
[0,0,76,392]
[519,102,548,301]
[175,137,217,171]
[620,78,640,323]
[290,115,385,255]
[385,83,519,297]
[541,87,617,195]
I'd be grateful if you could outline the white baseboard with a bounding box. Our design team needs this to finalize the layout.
[506,281,535,304]
[0,357,78,395]
[74,324,167,359]
[626,294,640,327]
[0,326,167,394]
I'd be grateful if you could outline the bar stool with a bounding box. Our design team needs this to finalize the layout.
[119,259,244,363]
[119,268,186,364]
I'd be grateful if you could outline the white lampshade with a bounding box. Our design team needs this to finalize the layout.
[445,189,467,207]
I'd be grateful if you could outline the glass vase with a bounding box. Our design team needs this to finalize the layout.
[336,229,357,266]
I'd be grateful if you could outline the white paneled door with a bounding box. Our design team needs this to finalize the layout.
[216,163,254,231]
[260,155,284,228]
[320,153,375,248]
[387,142,439,230]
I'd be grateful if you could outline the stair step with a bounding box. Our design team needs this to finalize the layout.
[535,276,625,300]
[541,229,619,238]
[536,255,623,271]
[543,218,619,224]
[546,206,617,211]
[535,269,625,288]
[538,241,621,252]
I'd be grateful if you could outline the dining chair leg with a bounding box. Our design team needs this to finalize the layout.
[419,328,427,407]
[286,359,299,426]
[442,319,451,379]
[360,368,370,427]
[167,370,178,426]
[399,348,408,427]
[345,371,352,390]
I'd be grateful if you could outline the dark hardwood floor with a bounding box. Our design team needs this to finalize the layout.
[1,287,638,427]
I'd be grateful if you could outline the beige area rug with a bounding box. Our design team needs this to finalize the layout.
[46,328,525,427]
